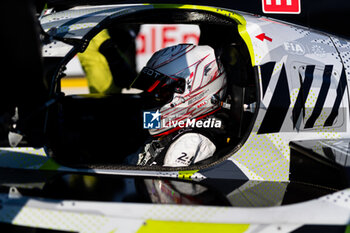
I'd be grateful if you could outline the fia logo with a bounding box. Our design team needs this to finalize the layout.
[283,42,306,55]
[262,0,301,14]
[143,110,161,129]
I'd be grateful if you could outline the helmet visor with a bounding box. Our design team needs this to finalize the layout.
[131,67,185,108]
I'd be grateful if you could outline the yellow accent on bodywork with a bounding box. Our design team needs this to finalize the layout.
[149,4,255,66]
[61,77,88,88]
[237,24,255,66]
[345,225,350,233]
[178,170,198,180]
[77,29,121,94]
[137,220,250,233]
[39,159,61,171]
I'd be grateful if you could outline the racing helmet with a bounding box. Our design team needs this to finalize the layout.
[132,44,227,136]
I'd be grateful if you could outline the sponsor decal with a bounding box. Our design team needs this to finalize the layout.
[262,0,301,14]
[197,101,208,109]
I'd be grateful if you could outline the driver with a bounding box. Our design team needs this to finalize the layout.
[131,44,229,167]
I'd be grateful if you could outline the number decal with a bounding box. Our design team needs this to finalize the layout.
[177,152,188,162]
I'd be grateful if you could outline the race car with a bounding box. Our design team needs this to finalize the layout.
[1,1,350,233]
[35,3,349,181]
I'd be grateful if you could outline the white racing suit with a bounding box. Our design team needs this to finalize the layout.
[164,133,216,167]
[137,130,217,167]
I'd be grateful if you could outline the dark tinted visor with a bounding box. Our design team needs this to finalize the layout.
[131,67,185,107]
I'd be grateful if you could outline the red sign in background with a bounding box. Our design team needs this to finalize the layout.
[135,25,200,71]
[262,0,301,14]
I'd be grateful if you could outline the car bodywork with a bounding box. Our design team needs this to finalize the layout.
[1,3,350,233]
